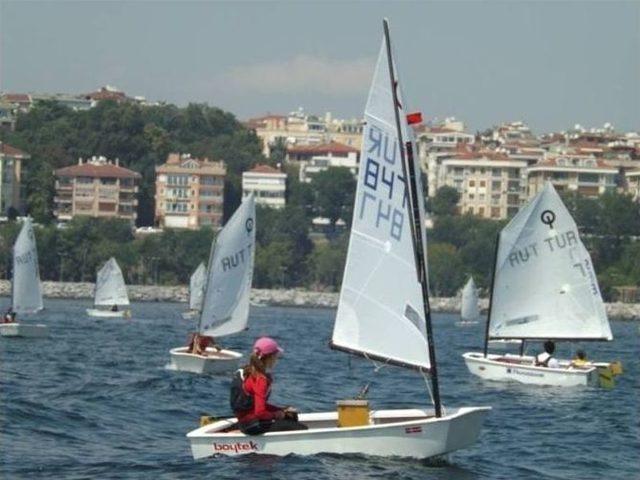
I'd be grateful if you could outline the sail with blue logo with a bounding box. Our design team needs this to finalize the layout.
[332,36,430,371]
[488,182,612,340]
[12,218,44,314]
[199,194,255,338]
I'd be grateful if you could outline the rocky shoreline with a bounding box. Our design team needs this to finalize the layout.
[0,280,638,320]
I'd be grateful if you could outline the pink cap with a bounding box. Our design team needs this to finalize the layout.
[253,337,283,357]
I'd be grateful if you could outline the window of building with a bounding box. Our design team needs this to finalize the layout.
[77,177,93,184]
[492,180,501,190]
[167,174,189,186]
[201,176,221,186]
[480,181,486,187]
[100,178,117,185]
[578,173,599,183]
[469,180,475,187]
[492,168,502,178]
[552,172,569,180]
[478,207,485,216]
[491,207,500,218]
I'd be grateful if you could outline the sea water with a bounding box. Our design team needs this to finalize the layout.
[1,299,638,479]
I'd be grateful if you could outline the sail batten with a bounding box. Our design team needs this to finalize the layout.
[12,218,43,314]
[94,258,129,306]
[198,195,255,338]
[488,182,612,341]
[332,31,431,370]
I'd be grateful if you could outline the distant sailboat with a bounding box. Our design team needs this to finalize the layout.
[182,262,206,320]
[463,182,616,387]
[457,276,480,326]
[186,20,489,460]
[86,257,131,318]
[0,218,47,337]
[170,194,256,375]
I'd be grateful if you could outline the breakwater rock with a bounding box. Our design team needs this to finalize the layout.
[0,280,638,320]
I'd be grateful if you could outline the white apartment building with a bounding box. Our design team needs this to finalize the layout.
[439,154,528,219]
[527,155,617,198]
[242,164,287,209]
[299,151,359,183]
[624,170,640,201]
[247,108,363,157]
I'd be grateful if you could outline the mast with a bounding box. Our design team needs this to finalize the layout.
[196,234,217,334]
[383,19,442,418]
[483,231,501,357]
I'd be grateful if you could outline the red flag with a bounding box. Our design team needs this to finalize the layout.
[406,112,423,125]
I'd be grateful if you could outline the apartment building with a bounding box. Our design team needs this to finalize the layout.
[242,164,287,209]
[0,142,29,216]
[54,156,140,223]
[625,170,640,201]
[247,108,362,157]
[155,153,226,229]
[288,141,360,182]
[439,153,528,219]
[527,155,617,198]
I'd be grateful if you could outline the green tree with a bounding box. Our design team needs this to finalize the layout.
[428,186,460,216]
[311,167,356,229]
[427,242,465,296]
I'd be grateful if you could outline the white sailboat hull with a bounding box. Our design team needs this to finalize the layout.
[86,308,131,318]
[487,339,522,349]
[187,407,490,460]
[0,323,48,337]
[463,352,598,387]
[170,347,243,375]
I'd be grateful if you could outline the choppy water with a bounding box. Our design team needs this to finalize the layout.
[1,299,638,479]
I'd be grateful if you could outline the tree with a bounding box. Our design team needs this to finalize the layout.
[311,167,356,229]
[427,242,465,296]
[306,234,348,290]
[428,186,460,216]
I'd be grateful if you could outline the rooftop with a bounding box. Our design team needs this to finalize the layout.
[0,142,30,157]
[56,156,140,179]
[245,164,285,175]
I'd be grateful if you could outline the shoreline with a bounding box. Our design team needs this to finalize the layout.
[1,280,638,320]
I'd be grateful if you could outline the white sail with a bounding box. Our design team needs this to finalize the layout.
[94,257,130,306]
[189,262,207,311]
[199,194,255,338]
[332,36,430,370]
[12,218,44,314]
[489,182,612,340]
[461,277,479,321]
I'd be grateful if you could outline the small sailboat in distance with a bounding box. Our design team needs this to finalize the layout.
[463,182,618,387]
[170,194,255,375]
[0,218,47,338]
[186,20,489,460]
[86,257,131,318]
[182,262,206,320]
[456,276,480,326]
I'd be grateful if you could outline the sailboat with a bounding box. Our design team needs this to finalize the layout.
[170,194,255,375]
[456,276,480,326]
[182,262,206,320]
[185,20,489,460]
[86,257,131,318]
[463,182,616,387]
[0,218,47,337]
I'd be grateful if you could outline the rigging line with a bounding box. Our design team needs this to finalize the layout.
[421,370,444,415]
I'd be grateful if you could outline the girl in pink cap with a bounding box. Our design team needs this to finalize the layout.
[231,336,307,435]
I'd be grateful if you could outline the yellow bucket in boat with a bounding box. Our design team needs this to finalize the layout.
[200,415,215,427]
[337,399,370,428]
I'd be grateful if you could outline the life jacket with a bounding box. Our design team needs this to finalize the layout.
[230,369,254,413]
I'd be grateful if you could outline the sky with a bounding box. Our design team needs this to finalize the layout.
[1,1,638,133]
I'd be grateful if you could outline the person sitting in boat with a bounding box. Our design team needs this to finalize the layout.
[111,304,119,312]
[231,336,307,435]
[570,349,589,367]
[3,307,16,323]
[187,333,216,356]
[535,340,560,368]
